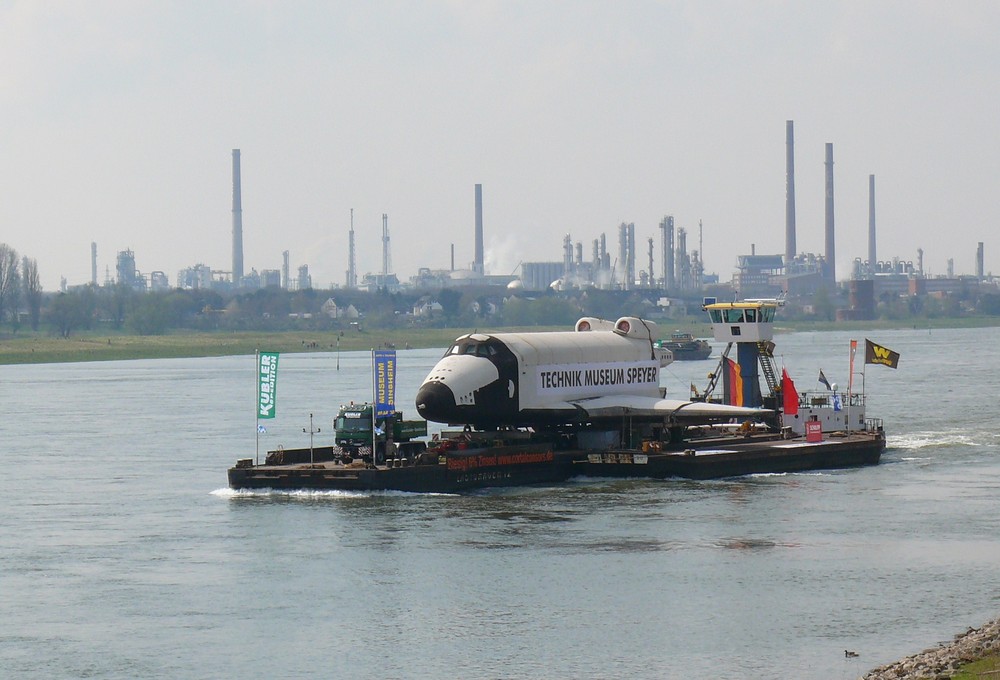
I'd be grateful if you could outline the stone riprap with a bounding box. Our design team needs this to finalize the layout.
[862,618,1000,679]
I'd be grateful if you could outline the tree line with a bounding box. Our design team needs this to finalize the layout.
[0,243,43,332]
[3,239,1000,338]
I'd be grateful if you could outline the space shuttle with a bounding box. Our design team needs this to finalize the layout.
[415,316,770,429]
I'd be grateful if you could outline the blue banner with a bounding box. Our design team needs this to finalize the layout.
[372,349,396,419]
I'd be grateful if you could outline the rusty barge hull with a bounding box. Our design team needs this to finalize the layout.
[228,445,580,493]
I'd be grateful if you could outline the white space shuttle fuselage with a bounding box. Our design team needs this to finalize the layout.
[415,317,769,428]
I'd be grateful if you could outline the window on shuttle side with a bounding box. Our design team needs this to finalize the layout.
[449,345,460,355]
[745,309,757,322]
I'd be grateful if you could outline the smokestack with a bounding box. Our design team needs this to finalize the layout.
[474,184,484,275]
[91,242,97,286]
[626,222,635,290]
[785,121,796,264]
[282,250,290,290]
[868,174,877,271]
[381,213,391,280]
[232,149,244,285]
[347,209,357,289]
[824,143,836,284]
[451,243,455,271]
[977,242,984,278]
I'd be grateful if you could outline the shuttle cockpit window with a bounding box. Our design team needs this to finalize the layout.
[745,309,757,322]
[447,339,498,358]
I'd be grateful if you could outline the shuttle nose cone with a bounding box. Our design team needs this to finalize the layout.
[415,381,457,423]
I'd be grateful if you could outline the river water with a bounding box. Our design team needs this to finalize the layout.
[2,327,999,679]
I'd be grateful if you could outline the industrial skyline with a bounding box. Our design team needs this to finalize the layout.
[83,128,994,296]
[2,3,998,291]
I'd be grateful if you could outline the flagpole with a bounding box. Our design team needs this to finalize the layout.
[371,349,377,466]
[862,341,867,407]
[847,340,856,434]
[255,349,260,466]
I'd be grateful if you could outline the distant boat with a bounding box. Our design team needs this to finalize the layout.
[658,332,712,360]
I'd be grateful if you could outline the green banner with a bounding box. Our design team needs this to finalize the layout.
[257,352,279,419]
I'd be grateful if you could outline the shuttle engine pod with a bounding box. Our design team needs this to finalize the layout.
[415,317,767,428]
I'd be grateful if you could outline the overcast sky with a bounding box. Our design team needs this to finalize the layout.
[2,1,998,291]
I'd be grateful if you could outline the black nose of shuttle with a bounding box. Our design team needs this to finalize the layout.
[415,381,457,423]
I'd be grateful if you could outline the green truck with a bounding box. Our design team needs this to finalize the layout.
[334,402,428,463]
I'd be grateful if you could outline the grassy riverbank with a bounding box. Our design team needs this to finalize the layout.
[1,316,998,365]
[0,327,551,365]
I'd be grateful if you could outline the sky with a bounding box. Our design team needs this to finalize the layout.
[2,1,998,292]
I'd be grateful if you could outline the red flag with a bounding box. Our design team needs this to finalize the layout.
[781,368,798,415]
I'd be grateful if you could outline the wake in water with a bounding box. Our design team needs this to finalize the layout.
[888,428,1000,451]
[210,487,454,499]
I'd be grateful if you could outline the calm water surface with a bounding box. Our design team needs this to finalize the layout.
[2,327,999,679]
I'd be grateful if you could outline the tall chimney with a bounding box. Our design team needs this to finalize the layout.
[381,213,391,280]
[232,149,244,285]
[868,174,877,271]
[977,242,984,278]
[347,208,357,288]
[474,184,484,275]
[785,121,796,264]
[91,242,97,286]
[824,143,836,284]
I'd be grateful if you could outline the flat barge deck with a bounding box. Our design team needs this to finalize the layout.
[227,427,885,493]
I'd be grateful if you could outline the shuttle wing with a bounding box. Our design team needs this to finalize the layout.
[536,395,771,423]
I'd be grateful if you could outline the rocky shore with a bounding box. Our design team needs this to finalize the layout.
[862,618,1000,679]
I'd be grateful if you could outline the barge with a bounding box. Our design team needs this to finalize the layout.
[657,331,712,360]
[228,300,888,493]
[228,424,884,493]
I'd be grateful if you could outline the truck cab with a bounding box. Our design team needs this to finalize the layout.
[334,402,428,465]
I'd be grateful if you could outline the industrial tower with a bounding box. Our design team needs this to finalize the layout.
[232,149,244,285]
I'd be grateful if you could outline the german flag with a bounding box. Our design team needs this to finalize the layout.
[865,339,900,369]
[723,357,744,406]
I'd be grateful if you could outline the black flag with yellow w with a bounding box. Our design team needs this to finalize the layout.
[865,339,900,369]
